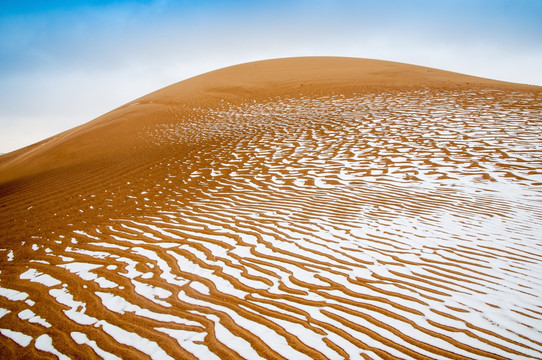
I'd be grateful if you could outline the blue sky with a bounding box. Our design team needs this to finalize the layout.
[1,0,541,153]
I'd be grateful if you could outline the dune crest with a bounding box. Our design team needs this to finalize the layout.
[1,57,541,359]
[0,57,535,183]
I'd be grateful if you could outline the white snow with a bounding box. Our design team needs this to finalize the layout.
[58,262,118,289]
[71,332,122,360]
[49,288,98,326]
[20,269,61,287]
[35,334,70,360]
[0,328,32,347]
[189,281,210,295]
[0,286,29,302]
[95,292,201,327]
[131,280,172,307]
[18,309,52,328]
[95,320,175,360]
[0,308,10,319]
[156,327,220,360]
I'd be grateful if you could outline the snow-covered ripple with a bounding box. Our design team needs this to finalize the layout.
[1,89,542,359]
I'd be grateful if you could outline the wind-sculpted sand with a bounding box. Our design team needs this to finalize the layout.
[1,58,541,359]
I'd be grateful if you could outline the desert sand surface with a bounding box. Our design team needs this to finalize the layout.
[1,57,542,359]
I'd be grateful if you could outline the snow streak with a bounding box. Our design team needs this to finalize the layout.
[1,89,542,359]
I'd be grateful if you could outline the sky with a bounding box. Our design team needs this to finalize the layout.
[1,0,541,154]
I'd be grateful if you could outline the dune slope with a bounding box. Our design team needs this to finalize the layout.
[1,57,542,359]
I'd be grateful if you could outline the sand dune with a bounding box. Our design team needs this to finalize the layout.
[1,57,542,359]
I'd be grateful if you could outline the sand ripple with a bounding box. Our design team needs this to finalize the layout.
[1,89,542,359]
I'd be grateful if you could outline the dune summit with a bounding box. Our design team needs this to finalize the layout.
[0,57,534,184]
[1,57,542,359]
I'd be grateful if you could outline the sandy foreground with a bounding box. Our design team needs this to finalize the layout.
[1,57,542,359]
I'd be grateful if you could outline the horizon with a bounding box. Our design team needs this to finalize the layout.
[1,0,541,154]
